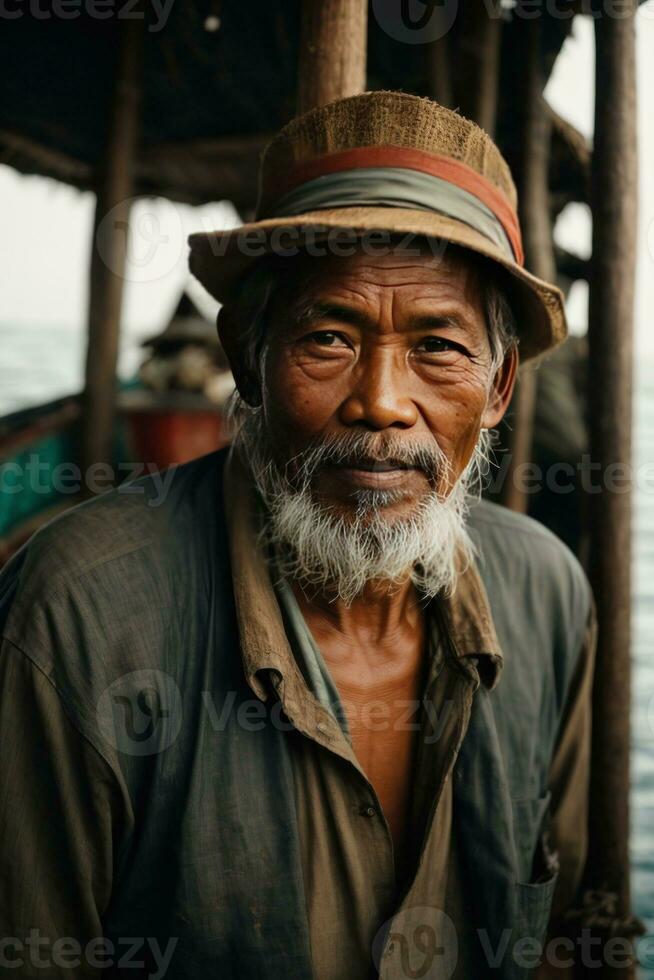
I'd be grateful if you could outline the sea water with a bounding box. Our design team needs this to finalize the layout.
[634,365,654,976]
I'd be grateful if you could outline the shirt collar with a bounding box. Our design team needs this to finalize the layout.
[223,446,504,698]
[438,553,504,690]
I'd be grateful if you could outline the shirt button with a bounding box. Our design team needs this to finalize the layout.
[362,805,377,818]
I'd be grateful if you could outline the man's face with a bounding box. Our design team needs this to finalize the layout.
[255,246,516,522]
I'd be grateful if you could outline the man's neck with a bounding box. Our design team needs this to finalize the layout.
[291,575,424,651]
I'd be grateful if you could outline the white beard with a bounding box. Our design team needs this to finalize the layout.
[231,399,490,605]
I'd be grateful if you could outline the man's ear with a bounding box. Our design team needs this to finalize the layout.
[481,346,519,429]
[217,305,262,407]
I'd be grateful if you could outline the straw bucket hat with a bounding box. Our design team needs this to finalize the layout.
[188,91,567,363]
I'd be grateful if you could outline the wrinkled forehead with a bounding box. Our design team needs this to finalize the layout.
[266,237,487,317]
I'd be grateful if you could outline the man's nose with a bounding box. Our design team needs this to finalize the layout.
[338,349,419,430]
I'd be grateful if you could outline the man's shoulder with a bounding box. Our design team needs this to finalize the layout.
[468,495,569,547]
[466,498,593,661]
[0,449,233,768]
[2,449,229,603]
[0,449,231,668]
[468,497,589,596]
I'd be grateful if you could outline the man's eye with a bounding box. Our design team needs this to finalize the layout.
[416,336,464,355]
[307,331,347,347]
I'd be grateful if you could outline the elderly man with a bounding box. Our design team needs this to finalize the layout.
[0,93,596,979]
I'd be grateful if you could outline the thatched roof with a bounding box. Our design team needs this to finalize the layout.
[0,1,602,210]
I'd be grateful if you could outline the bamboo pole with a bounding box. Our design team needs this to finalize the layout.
[455,0,502,136]
[81,19,143,474]
[297,0,368,114]
[502,17,554,513]
[580,2,641,975]
[427,35,454,110]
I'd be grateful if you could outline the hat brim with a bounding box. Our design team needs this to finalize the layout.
[188,206,567,364]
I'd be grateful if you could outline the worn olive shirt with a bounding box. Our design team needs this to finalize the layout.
[225,451,596,980]
[0,448,596,978]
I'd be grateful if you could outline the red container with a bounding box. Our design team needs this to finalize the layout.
[120,391,231,470]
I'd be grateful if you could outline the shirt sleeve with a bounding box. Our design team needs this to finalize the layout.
[535,594,598,978]
[0,637,132,979]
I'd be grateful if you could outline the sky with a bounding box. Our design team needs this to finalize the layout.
[0,6,653,391]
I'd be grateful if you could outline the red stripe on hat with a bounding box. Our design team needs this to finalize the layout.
[273,145,524,266]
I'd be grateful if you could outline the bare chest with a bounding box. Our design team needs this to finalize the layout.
[320,635,425,862]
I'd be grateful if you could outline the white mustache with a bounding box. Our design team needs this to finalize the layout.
[287,433,448,486]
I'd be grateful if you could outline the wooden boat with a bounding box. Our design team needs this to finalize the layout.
[0,383,232,564]
[0,290,234,560]
[0,395,83,564]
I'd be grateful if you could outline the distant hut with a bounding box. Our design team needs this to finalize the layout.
[138,291,232,404]
[121,290,233,468]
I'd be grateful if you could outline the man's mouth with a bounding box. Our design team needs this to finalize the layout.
[322,457,427,494]
[337,458,415,473]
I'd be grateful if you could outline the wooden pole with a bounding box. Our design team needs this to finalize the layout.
[502,17,554,513]
[427,35,454,110]
[81,19,142,474]
[455,0,502,136]
[580,2,641,975]
[297,0,368,114]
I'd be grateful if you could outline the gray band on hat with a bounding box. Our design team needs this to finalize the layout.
[270,167,515,260]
